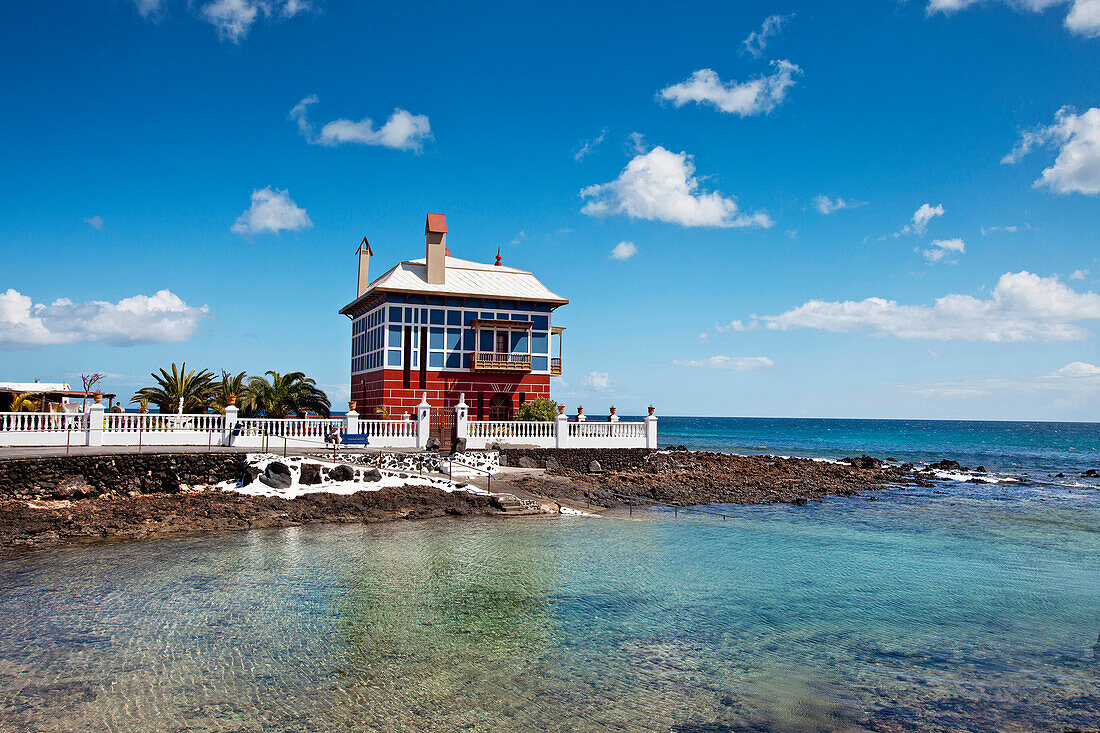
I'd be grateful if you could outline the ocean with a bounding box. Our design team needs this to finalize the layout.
[0,418,1097,731]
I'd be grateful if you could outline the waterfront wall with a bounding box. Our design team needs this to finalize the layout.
[0,453,247,501]
[498,448,653,473]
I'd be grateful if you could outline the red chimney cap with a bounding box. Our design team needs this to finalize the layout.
[425,213,447,234]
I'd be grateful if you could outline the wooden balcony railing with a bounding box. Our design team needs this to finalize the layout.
[471,352,533,373]
[550,357,562,376]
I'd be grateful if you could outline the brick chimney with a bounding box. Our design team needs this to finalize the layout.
[425,213,447,285]
[356,237,373,297]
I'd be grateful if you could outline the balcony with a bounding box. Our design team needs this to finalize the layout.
[471,351,532,373]
[550,357,562,376]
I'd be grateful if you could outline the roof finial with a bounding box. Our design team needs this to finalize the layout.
[495,247,502,267]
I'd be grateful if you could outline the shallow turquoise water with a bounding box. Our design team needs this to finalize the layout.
[1,481,1098,732]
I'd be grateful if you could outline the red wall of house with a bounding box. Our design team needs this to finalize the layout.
[351,369,551,417]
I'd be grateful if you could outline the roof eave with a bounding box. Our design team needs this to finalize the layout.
[339,286,568,316]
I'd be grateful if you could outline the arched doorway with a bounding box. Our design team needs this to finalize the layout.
[488,392,512,421]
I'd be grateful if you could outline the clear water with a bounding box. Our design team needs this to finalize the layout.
[2,479,1098,732]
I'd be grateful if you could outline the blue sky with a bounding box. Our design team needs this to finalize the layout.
[2,0,1099,420]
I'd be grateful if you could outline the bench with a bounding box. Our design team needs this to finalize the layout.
[340,434,370,446]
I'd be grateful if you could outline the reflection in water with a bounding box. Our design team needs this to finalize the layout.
[0,481,1098,732]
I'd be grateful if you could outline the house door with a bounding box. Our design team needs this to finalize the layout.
[429,407,456,451]
[488,393,512,421]
[495,331,508,354]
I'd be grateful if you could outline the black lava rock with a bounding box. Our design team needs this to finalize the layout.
[330,464,355,482]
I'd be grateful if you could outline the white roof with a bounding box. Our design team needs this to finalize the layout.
[352,256,567,306]
[0,382,70,392]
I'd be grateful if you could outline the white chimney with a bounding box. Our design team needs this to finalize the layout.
[356,237,373,297]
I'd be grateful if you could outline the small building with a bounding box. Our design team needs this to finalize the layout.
[340,214,566,420]
[0,382,118,412]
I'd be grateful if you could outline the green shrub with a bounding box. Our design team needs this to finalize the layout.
[514,397,558,421]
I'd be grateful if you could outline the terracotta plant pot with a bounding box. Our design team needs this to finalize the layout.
[648,405,655,416]
[226,395,236,406]
[609,406,617,415]
[348,401,357,412]
[557,405,565,415]
[93,390,102,404]
[577,406,584,415]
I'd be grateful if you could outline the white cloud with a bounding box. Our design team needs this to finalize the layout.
[1003,107,1100,195]
[900,361,1100,400]
[83,215,105,230]
[582,371,611,391]
[658,61,801,117]
[698,332,709,340]
[742,14,794,57]
[922,237,966,263]
[1070,269,1089,280]
[580,146,772,229]
[289,96,432,152]
[899,203,945,236]
[231,187,312,236]
[627,132,647,155]
[197,0,311,42]
[133,0,165,18]
[574,127,608,160]
[812,195,864,215]
[672,355,775,371]
[715,319,751,332]
[760,270,1100,342]
[927,0,1100,38]
[610,241,637,260]
[981,225,1018,235]
[0,289,209,349]
[510,230,526,246]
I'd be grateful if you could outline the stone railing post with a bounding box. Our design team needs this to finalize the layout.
[644,405,658,450]
[87,401,105,447]
[555,410,570,449]
[416,393,431,449]
[223,405,239,446]
[455,393,469,445]
[345,408,359,436]
[609,406,619,422]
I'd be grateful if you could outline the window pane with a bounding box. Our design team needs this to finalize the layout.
[447,309,462,325]
[511,332,528,353]
[463,311,476,325]
[532,332,548,354]
[430,309,445,325]
[445,351,461,368]
[479,330,494,352]
[389,306,402,322]
[532,356,548,371]
[532,315,548,330]
[446,328,460,350]
[429,327,444,349]
[387,325,403,347]
[387,350,402,367]
[429,352,444,368]
[463,328,476,350]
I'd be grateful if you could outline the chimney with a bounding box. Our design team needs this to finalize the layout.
[356,237,373,297]
[425,213,447,285]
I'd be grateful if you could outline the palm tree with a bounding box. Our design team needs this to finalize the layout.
[132,363,216,413]
[212,370,255,415]
[10,392,40,412]
[247,371,331,418]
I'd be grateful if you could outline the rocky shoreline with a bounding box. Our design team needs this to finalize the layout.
[0,449,1040,549]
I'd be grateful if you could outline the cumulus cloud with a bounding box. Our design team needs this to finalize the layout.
[231,187,312,236]
[582,371,611,391]
[899,203,945,236]
[927,0,1100,38]
[610,241,637,260]
[760,271,1100,342]
[83,215,105,230]
[289,95,432,152]
[922,237,966,263]
[715,319,751,332]
[672,355,775,371]
[0,289,209,349]
[133,0,165,18]
[574,127,608,160]
[900,360,1100,400]
[1002,107,1100,195]
[658,61,801,117]
[812,195,864,215]
[580,146,772,229]
[742,14,794,57]
[197,0,310,42]
[1070,269,1089,280]
[1057,360,1100,376]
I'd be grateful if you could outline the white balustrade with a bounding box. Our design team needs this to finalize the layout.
[0,412,85,432]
